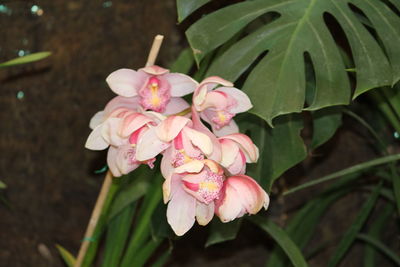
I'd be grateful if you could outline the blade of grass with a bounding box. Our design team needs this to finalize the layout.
[101,203,137,267]
[129,239,162,267]
[81,178,120,267]
[328,182,382,267]
[0,52,51,68]
[120,174,163,267]
[56,244,76,267]
[363,205,394,267]
[358,233,400,266]
[267,174,358,267]
[249,216,308,267]
[284,154,400,196]
[152,249,172,267]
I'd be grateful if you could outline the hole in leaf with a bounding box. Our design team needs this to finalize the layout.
[303,52,316,109]
[348,3,390,60]
[234,50,269,88]
[381,0,400,16]
[323,12,355,95]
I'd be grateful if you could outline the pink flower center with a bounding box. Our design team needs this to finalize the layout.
[209,109,235,129]
[171,132,204,167]
[139,77,170,113]
[184,170,224,204]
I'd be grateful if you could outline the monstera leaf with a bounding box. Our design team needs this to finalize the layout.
[180,0,400,125]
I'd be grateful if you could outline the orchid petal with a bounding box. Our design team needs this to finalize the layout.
[196,202,214,226]
[220,139,240,167]
[226,150,246,175]
[217,87,253,113]
[139,65,169,75]
[104,96,141,116]
[107,146,122,177]
[116,145,141,175]
[106,69,147,97]
[199,91,229,111]
[175,160,205,174]
[89,111,105,130]
[85,124,108,150]
[222,133,259,162]
[167,184,196,236]
[199,76,233,88]
[229,175,269,214]
[101,118,125,147]
[162,97,190,116]
[215,183,244,223]
[183,127,213,157]
[136,127,170,161]
[212,119,239,137]
[191,107,222,162]
[120,113,153,137]
[165,73,198,97]
[156,116,190,142]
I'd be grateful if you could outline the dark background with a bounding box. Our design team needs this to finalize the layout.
[0,1,395,267]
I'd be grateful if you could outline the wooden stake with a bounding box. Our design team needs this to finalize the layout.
[146,35,164,66]
[74,34,164,267]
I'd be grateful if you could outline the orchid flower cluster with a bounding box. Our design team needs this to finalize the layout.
[85,65,269,236]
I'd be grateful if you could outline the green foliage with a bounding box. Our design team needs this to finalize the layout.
[0,52,51,68]
[177,0,210,23]
[182,0,400,125]
[0,180,6,189]
[328,182,382,267]
[239,114,307,191]
[311,107,342,149]
[249,216,308,267]
[205,218,242,247]
[284,153,400,195]
[56,244,76,267]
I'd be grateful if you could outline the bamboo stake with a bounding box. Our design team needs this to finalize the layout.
[74,35,164,267]
[145,35,164,66]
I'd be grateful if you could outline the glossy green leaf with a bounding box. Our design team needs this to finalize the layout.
[205,218,242,247]
[151,201,174,241]
[120,174,163,267]
[169,48,195,73]
[358,233,400,266]
[0,180,6,189]
[0,52,51,68]
[107,168,151,221]
[186,0,400,124]
[284,153,400,195]
[56,244,76,267]
[177,0,210,22]
[152,248,172,267]
[239,114,307,191]
[82,180,120,267]
[249,216,308,267]
[267,174,359,267]
[102,203,136,267]
[363,205,394,267]
[311,107,342,149]
[129,239,162,267]
[328,182,382,267]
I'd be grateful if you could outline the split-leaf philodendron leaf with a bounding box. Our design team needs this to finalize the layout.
[182,0,400,125]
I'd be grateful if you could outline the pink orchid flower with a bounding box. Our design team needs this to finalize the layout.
[106,65,197,113]
[86,99,161,176]
[166,160,224,236]
[135,115,213,175]
[215,175,269,223]
[219,133,259,175]
[193,76,253,136]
